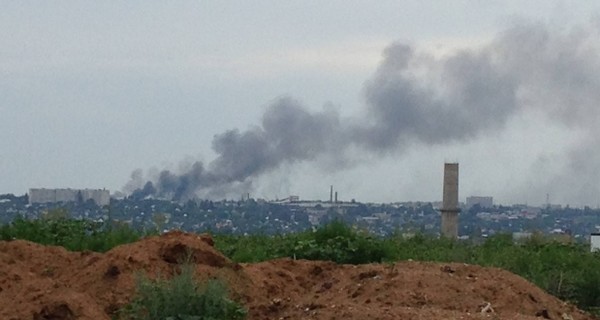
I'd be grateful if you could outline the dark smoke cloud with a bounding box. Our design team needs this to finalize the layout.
[127,20,600,202]
[128,98,343,200]
[357,42,518,150]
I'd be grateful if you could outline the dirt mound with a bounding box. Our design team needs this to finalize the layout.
[0,231,246,320]
[0,232,595,320]
[244,259,592,319]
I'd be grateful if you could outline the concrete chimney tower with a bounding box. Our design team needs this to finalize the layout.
[330,185,333,203]
[440,163,459,239]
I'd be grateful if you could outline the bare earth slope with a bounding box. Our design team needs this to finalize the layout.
[0,231,594,320]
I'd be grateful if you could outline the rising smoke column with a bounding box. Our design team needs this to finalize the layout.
[128,98,343,200]
[128,20,600,202]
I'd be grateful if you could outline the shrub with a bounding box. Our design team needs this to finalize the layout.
[282,220,395,264]
[117,264,246,320]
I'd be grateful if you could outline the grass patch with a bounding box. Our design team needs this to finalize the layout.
[117,264,246,320]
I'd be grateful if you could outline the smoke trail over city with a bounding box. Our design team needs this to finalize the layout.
[126,21,600,201]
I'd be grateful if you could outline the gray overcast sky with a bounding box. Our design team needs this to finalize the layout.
[2,1,600,206]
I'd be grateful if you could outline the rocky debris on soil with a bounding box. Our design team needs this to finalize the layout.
[0,231,596,320]
[242,259,595,320]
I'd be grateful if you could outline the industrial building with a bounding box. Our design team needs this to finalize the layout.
[29,188,110,206]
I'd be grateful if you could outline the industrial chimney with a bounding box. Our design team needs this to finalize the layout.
[440,163,459,239]
[330,185,333,203]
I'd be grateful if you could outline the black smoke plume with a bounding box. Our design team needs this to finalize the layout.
[127,21,600,202]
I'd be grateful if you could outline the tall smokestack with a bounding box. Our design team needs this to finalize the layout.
[330,185,333,203]
[440,163,459,239]
[334,191,338,203]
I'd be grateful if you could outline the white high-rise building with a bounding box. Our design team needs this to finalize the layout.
[29,188,110,206]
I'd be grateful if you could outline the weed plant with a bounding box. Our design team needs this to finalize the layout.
[117,264,246,320]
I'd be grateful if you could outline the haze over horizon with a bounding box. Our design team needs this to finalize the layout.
[2,2,600,207]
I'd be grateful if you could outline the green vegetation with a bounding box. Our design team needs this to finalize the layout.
[1,217,600,312]
[117,264,246,320]
[214,220,395,264]
[0,215,148,252]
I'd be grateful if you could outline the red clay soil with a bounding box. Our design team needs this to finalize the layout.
[0,231,595,320]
